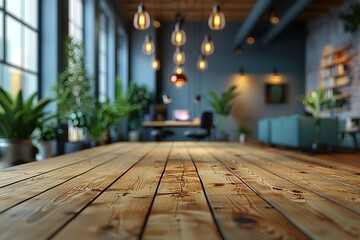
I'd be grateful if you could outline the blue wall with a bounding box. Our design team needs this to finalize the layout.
[131,21,306,141]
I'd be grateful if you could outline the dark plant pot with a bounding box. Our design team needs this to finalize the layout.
[216,132,229,141]
[89,141,100,148]
[0,138,37,168]
[311,142,328,154]
[65,141,90,154]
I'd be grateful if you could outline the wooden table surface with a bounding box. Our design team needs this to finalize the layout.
[0,142,359,240]
[142,120,200,128]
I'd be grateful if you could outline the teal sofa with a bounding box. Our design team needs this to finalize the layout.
[258,115,338,148]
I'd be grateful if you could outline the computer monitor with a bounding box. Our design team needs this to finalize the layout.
[173,109,190,121]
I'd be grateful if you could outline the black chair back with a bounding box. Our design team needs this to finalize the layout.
[200,112,213,132]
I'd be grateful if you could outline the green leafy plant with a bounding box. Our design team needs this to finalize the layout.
[238,124,252,136]
[53,36,94,127]
[32,121,61,141]
[88,99,124,143]
[208,85,238,133]
[301,88,331,141]
[114,77,139,119]
[339,0,360,33]
[0,88,54,139]
[127,82,151,130]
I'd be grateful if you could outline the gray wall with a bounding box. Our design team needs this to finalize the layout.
[131,21,306,141]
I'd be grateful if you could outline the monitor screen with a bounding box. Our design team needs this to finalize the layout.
[173,109,190,121]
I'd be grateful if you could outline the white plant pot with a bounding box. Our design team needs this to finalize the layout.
[128,130,142,142]
[36,141,52,161]
[239,133,246,144]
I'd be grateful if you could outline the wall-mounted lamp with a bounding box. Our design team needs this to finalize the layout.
[133,3,150,30]
[235,45,243,55]
[193,95,201,104]
[162,93,172,104]
[246,36,255,45]
[270,13,280,25]
[239,68,245,76]
[272,68,279,76]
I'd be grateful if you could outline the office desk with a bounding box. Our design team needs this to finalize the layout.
[142,120,200,128]
[0,142,359,239]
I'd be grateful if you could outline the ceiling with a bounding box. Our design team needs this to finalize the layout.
[118,0,346,22]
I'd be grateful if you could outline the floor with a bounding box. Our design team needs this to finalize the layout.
[0,142,359,239]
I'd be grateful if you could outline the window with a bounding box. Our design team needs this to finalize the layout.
[69,0,83,42]
[98,11,108,102]
[0,0,39,98]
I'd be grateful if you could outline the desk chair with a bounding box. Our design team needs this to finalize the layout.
[149,104,175,141]
[184,112,213,140]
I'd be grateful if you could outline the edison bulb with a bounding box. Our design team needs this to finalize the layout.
[174,65,184,74]
[143,35,155,55]
[173,47,185,65]
[151,57,160,71]
[208,5,225,30]
[171,23,186,46]
[197,55,208,71]
[133,3,150,30]
[201,35,214,55]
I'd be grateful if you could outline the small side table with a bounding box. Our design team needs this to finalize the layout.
[340,128,359,149]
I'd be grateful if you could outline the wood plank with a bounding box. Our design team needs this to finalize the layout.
[53,143,172,240]
[239,144,360,189]
[204,143,360,239]
[225,146,360,214]
[185,142,308,240]
[0,143,140,187]
[0,153,118,213]
[142,143,221,240]
[0,142,144,213]
[0,143,156,240]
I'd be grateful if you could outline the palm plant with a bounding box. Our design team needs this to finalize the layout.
[0,88,54,139]
[208,85,238,134]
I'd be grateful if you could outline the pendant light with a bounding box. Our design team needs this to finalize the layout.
[143,35,155,55]
[169,72,188,88]
[174,65,184,75]
[201,35,214,55]
[208,1,225,30]
[197,55,208,71]
[133,3,150,30]
[151,56,160,71]
[173,47,185,65]
[171,16,186,46]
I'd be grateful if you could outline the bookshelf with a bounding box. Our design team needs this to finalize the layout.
[320,46,351,111]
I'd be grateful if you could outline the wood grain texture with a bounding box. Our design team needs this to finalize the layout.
[228,146,360,214]
[0,142,359,240]
[0,143,156,240]
[142,143,221,240]
[0,143,140,187]
[53,143,171,240]
[185,142,307,240]
[204,143,360,240]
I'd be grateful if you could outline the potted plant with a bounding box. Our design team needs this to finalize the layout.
[87,100,123,147]
[208,85,238,141]
[0,88,53,167]
[110,77,139,142]
[32,122,60,160]
[301,88,331,150]
[238,124,252,144]
[127,82,151,141]
[53,36,94,144]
